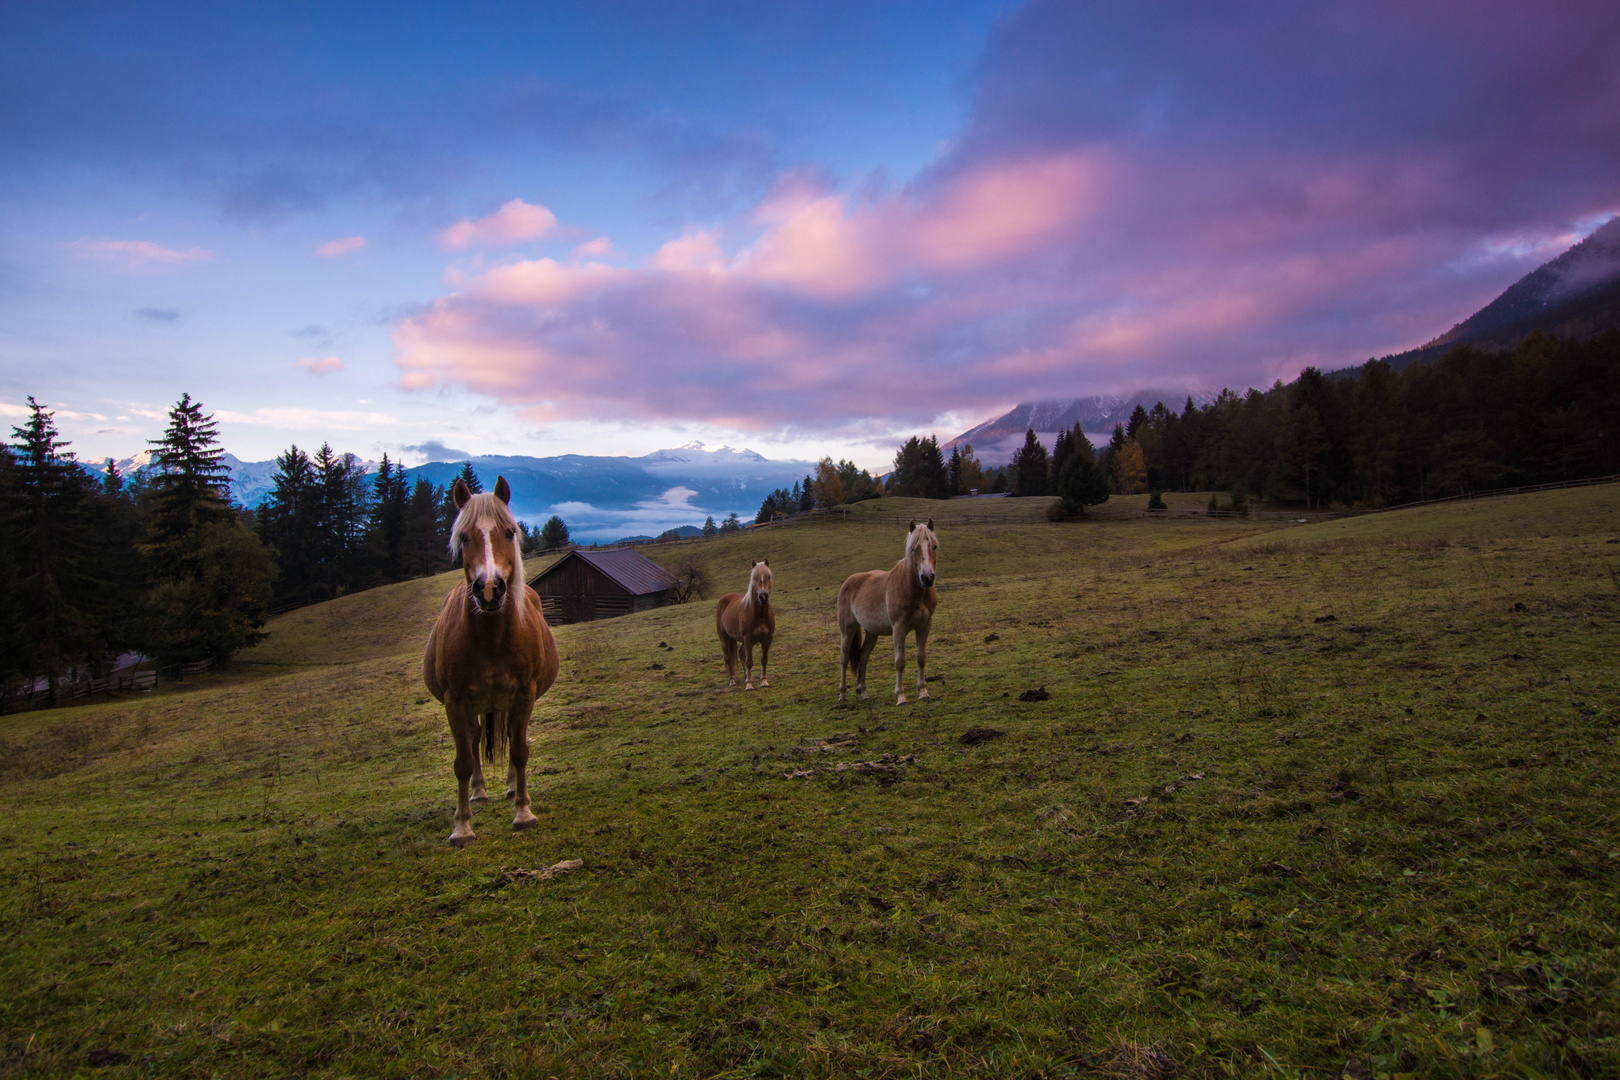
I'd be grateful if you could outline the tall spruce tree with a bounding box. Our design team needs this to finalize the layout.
[141,394,274,667]
[258,445,320,604]
[2,399,120,703]
[366,454,408,583]
[1054,425,1110,517]
[1010,429,1051,497]
[404,478,449,576]
[144,393,233,576]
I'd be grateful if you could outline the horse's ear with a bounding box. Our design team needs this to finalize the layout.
[494,476,511,504]
[452,478,472,509]
[926,518,934,530]
[763,559,769,566]
[908,519,916,532]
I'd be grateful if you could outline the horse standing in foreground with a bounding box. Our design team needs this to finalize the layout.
[837,519,938,705]
[716,560,774,690]
[423,477,560,846]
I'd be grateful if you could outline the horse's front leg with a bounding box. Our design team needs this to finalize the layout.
[892,627,909,705]
[469,711,492,804]
[914,623,930,701]
[509,703,538,831]
[447,706,480,846]
[758,636,770,688]
[743,640,756,691]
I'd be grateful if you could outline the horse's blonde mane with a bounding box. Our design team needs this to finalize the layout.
[449,493,525,593]
[906,521,936,560]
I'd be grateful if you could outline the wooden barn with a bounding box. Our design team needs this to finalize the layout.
[530,548,681,624]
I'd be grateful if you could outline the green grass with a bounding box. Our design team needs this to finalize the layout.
[3,488,1618,1078]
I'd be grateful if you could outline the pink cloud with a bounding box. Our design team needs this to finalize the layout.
[295,356,344,375]
[315,235,367,258]
[572,236,613,259]
[440,199,558,251]
[69,239,212,270]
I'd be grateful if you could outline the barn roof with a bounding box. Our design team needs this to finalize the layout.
[539,547,681,596]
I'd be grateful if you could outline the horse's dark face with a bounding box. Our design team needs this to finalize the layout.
[907,519,938,589]
[750,560,772,607]
[452,477,520,615]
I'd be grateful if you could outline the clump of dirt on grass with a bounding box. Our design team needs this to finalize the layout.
[1099,1040,1178,1079]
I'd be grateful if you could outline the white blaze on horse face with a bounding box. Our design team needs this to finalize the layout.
[481,526,497,602]
[910,526,938,588]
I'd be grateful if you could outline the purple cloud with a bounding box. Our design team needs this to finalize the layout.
[380,1,1613,430]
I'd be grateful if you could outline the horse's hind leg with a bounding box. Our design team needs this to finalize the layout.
[838,626,855,702]
[720,635,737,687]
[509,705,538,831]
[857,630,881,702]
[743,641,756,691]
[759,637,770,688]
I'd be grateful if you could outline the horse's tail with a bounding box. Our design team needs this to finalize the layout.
[481,711,509,764]
[843,622,862,670]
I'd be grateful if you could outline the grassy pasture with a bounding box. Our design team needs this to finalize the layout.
[2,488,1618,1079]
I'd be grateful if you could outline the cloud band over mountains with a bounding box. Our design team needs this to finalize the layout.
[394,0,1620,432]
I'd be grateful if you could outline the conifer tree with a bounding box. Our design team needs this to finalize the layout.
[366,454,408,583]
[1054,426,1109,517]
[258,445,319,604]
[1011,429,1050,497]
[404,479,448,576]
[539,515,570,549]
[143,393,233,575]
[2,399,116,703]
[140,394,275,667]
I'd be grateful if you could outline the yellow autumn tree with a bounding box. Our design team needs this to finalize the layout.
[1113,438,1147,495]
[812,457,845,508]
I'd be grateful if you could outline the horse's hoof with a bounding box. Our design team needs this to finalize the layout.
[745,683,754,691]
[448,831,475,847]
[512,812,537,831]
[919,689,930,700]
[896,695,908,705]
[760,679,770,687]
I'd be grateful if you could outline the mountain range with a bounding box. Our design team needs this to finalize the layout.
[946,390,1217,465]
[951,215,1620,462]
[84,442,813,544]
[1384,215,1620,370]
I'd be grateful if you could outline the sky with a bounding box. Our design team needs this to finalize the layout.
[3,0,1618,473]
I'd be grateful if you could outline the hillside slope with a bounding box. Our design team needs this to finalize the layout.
[1383,215,1620,370]
[6,486,1616,1076]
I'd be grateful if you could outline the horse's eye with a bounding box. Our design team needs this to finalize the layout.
[506,529,516,539]
[460,532,470,544]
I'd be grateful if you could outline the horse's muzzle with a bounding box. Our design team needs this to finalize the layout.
[758,592,770,607]
[919,572,935,588]
[471,576,507,612]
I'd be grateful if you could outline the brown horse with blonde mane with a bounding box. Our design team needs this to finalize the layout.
[423,477,560,846]
[837,519,938,705]
[716,560,774,690]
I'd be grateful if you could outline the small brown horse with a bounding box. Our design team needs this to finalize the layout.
[424,477,560,846]
[716,560,774,690]
[837,519,938,705]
